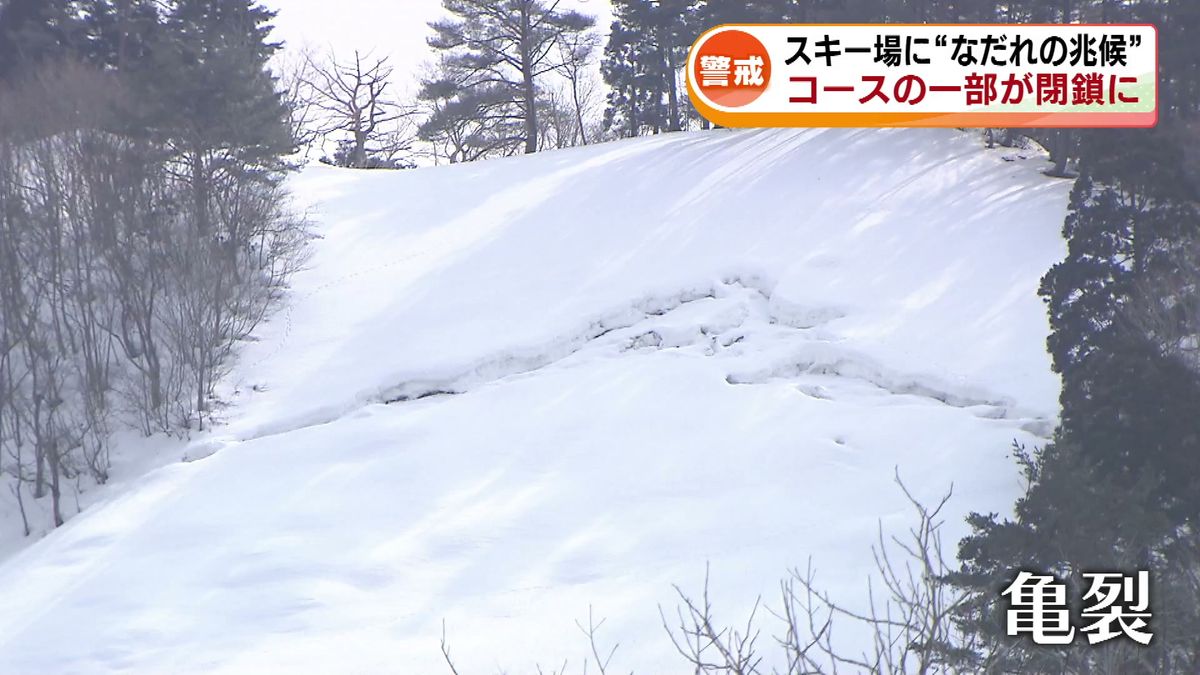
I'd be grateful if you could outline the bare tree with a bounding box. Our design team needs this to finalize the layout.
[663,472,986,675]
[553,30,601,146]
[430,472,990,673]
[577,605,625,675]
[662,565,765,674]
[440,606,628,675]
[302,50,412,168]
[538,84,578,150]
[274,45,323,158]
[775,475,988,675]
[0,58,310,537]
[440,620,463,675]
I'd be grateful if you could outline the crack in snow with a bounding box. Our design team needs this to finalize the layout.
[217,272,1051,453]
[370,276,1049,436]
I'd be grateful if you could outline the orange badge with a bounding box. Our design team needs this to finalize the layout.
[692,29,772,108]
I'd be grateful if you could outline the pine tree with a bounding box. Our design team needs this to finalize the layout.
[0,0,164,82]
[602,0,699,137]
[137,0,292,234]
[0,0,84,81]
[425,0,594,156]
[951,2,1200,670]
[75,0,162,70]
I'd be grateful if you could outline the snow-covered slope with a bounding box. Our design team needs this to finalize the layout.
[0,128,1069,673]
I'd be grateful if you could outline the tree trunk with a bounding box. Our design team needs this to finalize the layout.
[191,148,209,235]
[12,478,30,536]
[33,393,46,498]
[49,440,63,527]
[659,43,680,132]
[34,443,46,498]
[520,7,538,154]
[570,75,588,145]
[1048,129,1073,177]
[629,85,640,138]
[353,128,367,168]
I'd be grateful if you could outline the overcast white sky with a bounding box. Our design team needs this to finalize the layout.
[264,0,615,94]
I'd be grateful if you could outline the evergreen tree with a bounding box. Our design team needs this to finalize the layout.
[126,0,296,424]
[137,0,293,234]
[0,0,163,82]
[419,68,528,161]
[602,0,700,137]
[599,0,888,137]
[424,0,594,156]
[951,2,1200,671]
[75,0,162,70]
[0,0,84,81]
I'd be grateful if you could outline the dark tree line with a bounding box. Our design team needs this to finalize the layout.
[0,0,308,533]
[951,2,1198,673]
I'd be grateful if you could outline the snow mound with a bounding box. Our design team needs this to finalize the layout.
[0,128,1069,673]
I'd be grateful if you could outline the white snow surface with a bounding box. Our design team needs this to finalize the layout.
[0,128,1070,673]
